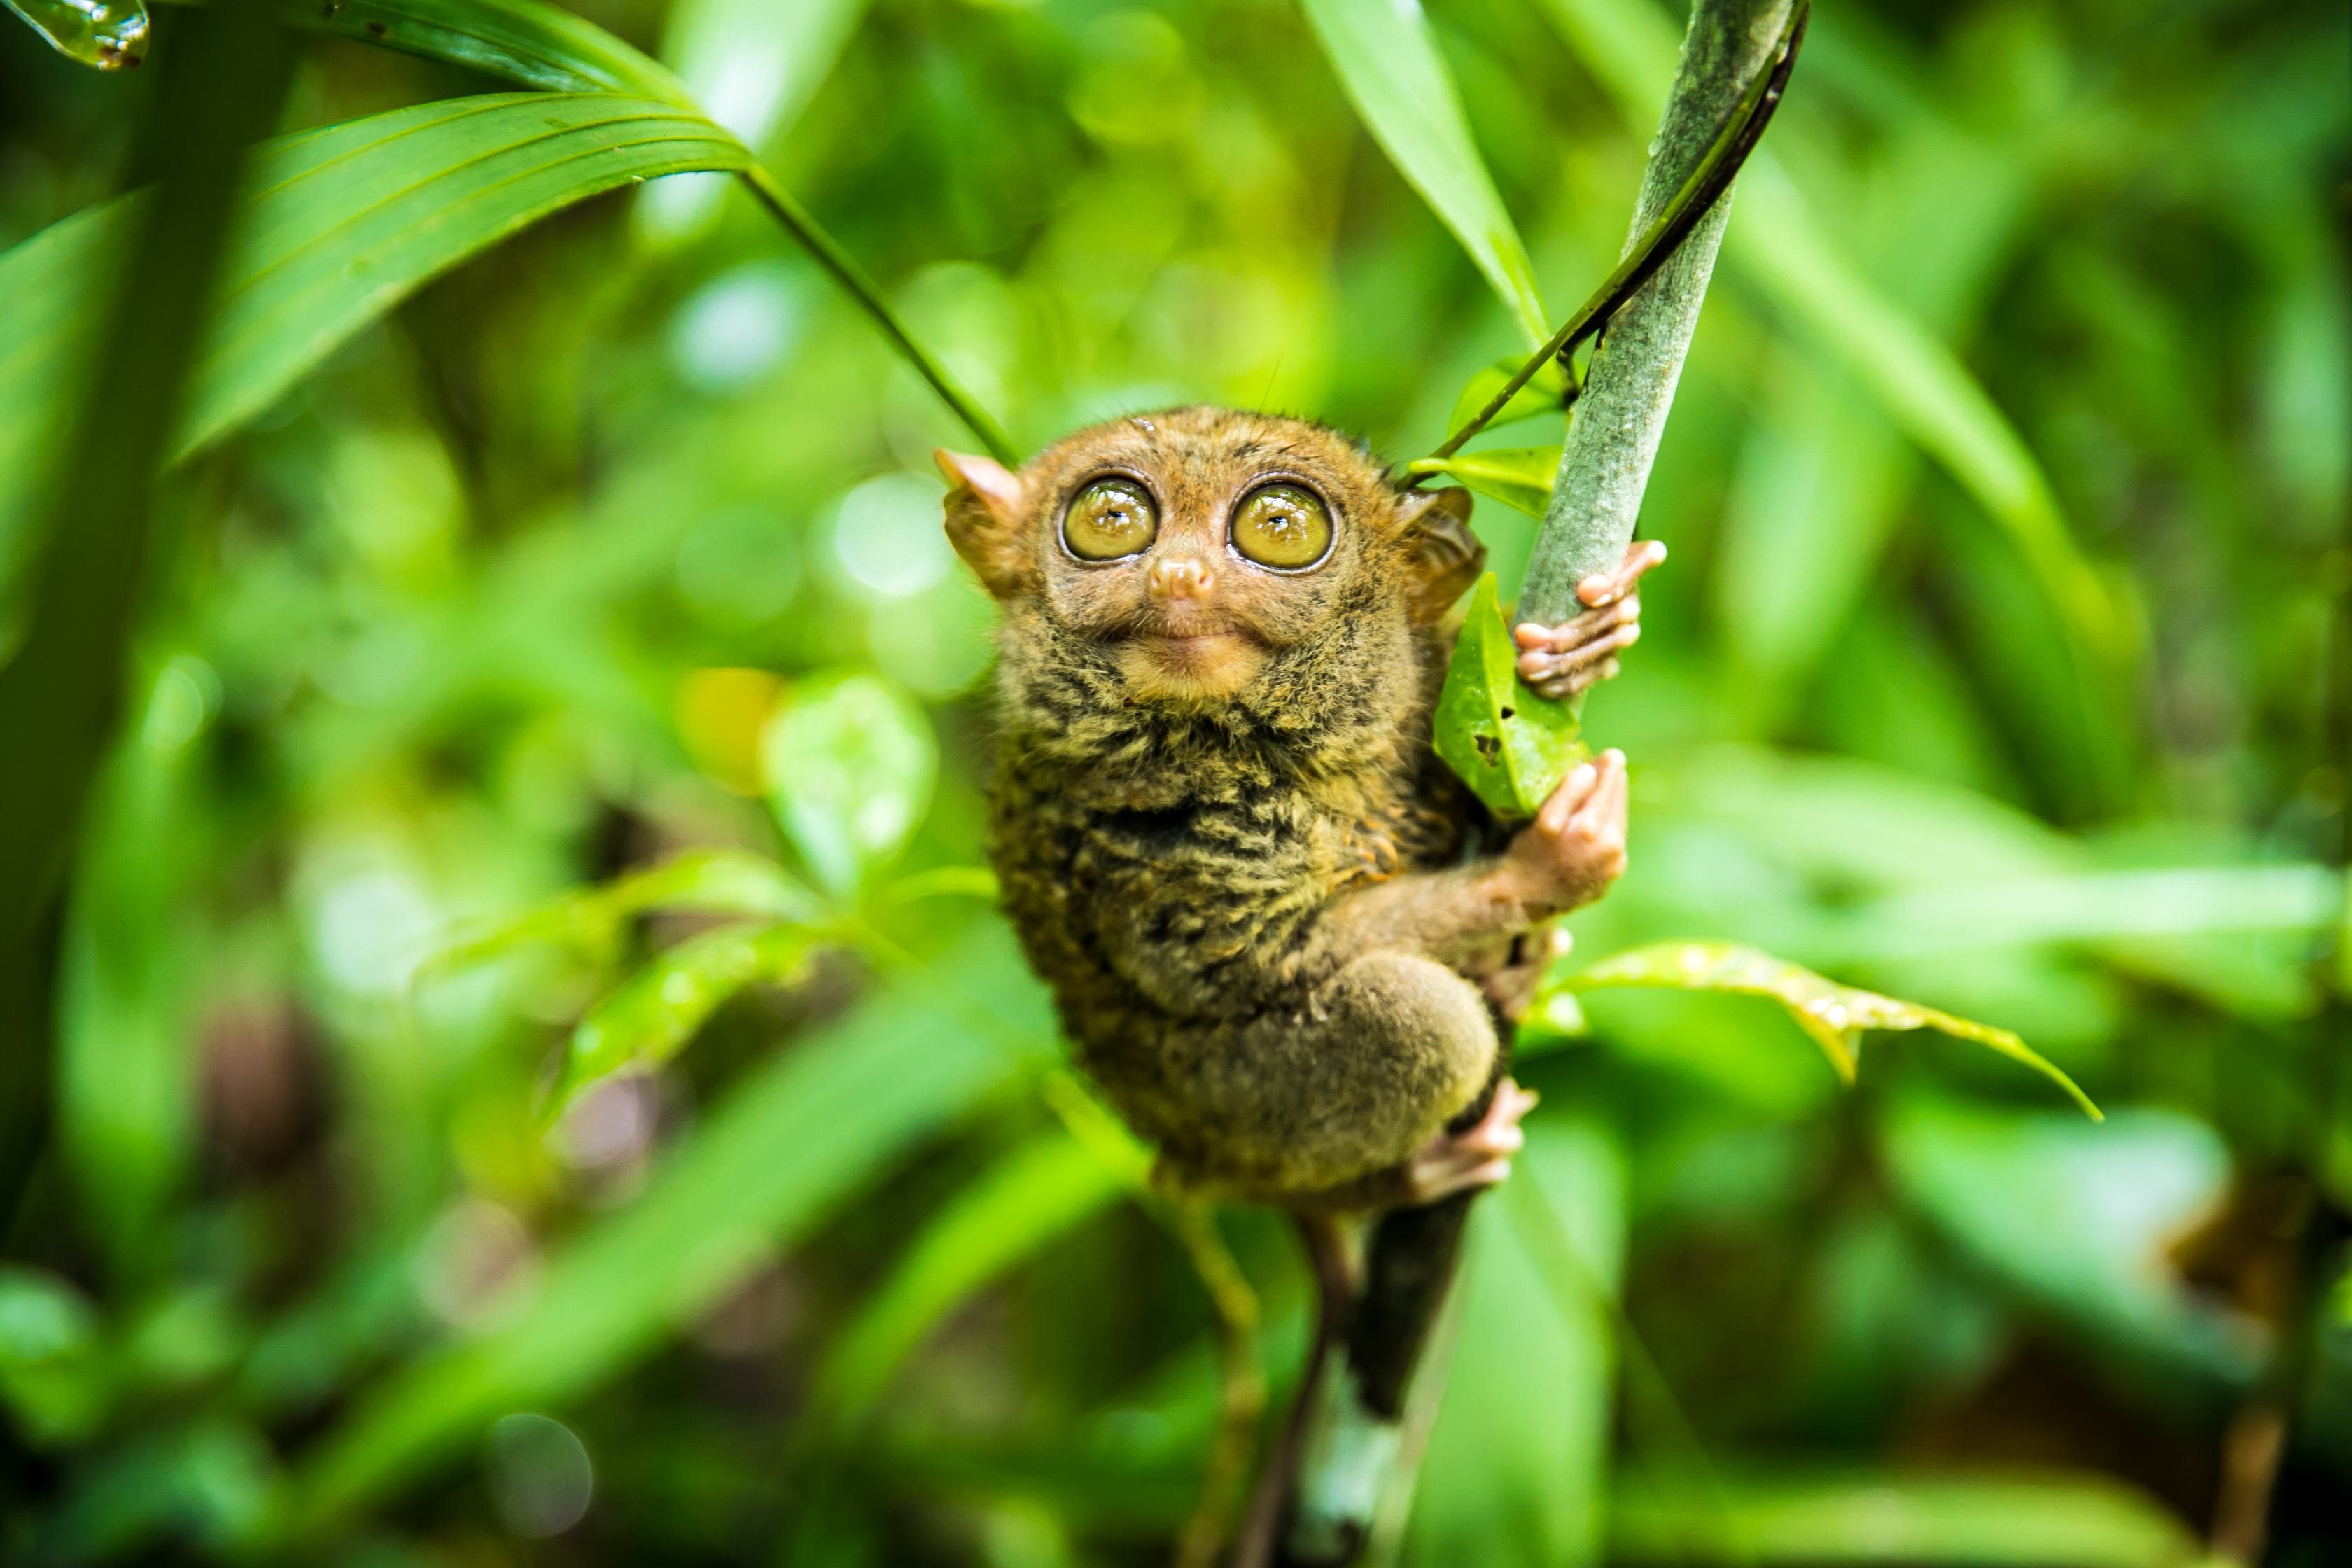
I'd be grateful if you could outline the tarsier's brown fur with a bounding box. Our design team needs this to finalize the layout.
[941,407,1641,1210]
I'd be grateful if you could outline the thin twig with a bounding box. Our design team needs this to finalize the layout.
[735,165,1022,468]
[1422,0,1808,468]
[1167,1200,1267,1568]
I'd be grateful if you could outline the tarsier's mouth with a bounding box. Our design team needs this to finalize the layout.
[1115,623,1266,698]
[1136,629,1251,667]
[1147,629,1245,648]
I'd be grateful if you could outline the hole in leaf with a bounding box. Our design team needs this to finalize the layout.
[1473,733,1499,762]
[1499,706,1516,720]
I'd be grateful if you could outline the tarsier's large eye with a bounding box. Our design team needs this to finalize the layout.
[1062,478,1159,561]
[1230,484,1334,570]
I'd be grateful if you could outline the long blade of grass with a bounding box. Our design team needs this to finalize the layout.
[1298,0,1548,346]
[1608,1469,2202,1567]
[279,919,1051,1537]
[806,1128,1136,1432]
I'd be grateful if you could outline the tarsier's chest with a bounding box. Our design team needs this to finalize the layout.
[989,753,1471,1028]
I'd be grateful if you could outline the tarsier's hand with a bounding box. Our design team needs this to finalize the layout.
[1498,748,1629,916]
[1512,539,1667,701]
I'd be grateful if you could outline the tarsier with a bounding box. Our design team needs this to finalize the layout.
[938,406,1662,1214]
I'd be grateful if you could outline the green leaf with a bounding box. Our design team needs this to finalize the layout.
[257,0,696,101]
[1728,172,2128,664]
[0,1266,108,1446]
[808,1128,1138,1429]
[1565,940,2102,1121]
[762,672,938,904]
[874,865,1002,909]
[278,0,1013,463]
[1608,1468,2201,1567]
[4,0,146,66]
[1432,573,1584,819]
[1883,1101,2265,1392]
[1446,354,1571,440]
[283,918,1051,1538]
[550,922,818,1121]
[640,0,871,237]
[265,0,1015,459]
[0,95,752,579]
[428,848,823,977]
[1406,447,1562,519]
[1298,0,1548,346]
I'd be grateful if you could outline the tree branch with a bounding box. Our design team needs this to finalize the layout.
[1518,0,1799,628]
[1267,6,1802,1561]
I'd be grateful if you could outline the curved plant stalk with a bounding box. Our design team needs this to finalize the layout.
[1169,1201,1268,1568]
[734,163,1019,469]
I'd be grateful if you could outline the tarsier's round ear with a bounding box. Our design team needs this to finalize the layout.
[1393,484,1485,624]
[936,449,1032,601]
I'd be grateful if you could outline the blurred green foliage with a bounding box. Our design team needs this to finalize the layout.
[0,0,2346,1563]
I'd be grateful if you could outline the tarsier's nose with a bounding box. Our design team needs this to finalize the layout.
[1147,554,1216,603]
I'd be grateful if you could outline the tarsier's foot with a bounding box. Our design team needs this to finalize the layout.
[1479,925,1572,1023]
[1513,538,1667,701]
[1396,1078,1540,1206]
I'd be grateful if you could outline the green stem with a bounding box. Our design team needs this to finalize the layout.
[0,0,300,1251]
[1424,0,1804,466]
[735,165,1021,469]
[1518,0,1799,627]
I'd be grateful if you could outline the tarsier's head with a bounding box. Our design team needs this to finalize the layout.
[937,407,1484,708]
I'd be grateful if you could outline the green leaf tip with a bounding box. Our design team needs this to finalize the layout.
[546,920,817,1125]
[1569,940,2104,1121]
[1432,573,1585,820]
[1445,354,1572,443]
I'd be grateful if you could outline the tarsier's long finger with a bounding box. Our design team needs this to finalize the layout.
[1539,759,1600,836]
[1513,595,1637,653]
[1577,538,1667,609]
[1574,751,1629,844]
[1566,750,1626,834]
[1516,620,1642,699]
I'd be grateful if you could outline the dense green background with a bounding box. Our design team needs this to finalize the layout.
[1,0,2347,1562]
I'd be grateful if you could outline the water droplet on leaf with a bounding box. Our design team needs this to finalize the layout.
[4,0,150,69]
